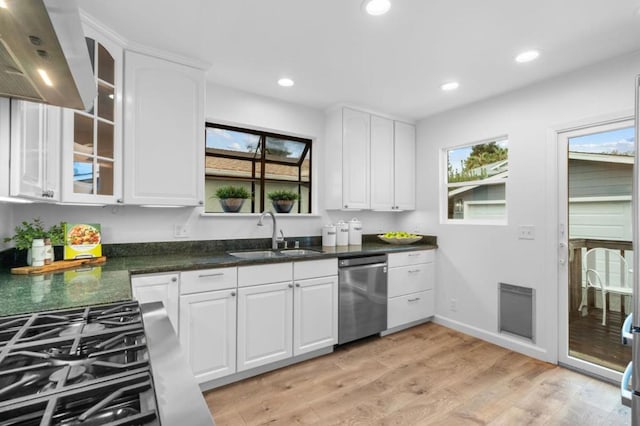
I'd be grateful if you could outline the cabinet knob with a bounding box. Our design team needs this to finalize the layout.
[344,204,348,208]
[117,199,123,204]
[171,277,177,282]
[198,200,204,205]
[288,284,293,288]
[231,291,236,297]
[295,283,300,287]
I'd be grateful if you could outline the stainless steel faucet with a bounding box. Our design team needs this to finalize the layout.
[257,211,284,249]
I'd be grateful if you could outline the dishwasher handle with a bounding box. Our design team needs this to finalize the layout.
[339,262,387,272]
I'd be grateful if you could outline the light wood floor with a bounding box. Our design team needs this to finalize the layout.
[204,323,630,425]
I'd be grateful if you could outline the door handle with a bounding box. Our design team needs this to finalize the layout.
[559,242,567,265]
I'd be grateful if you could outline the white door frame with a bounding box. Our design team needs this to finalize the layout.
[556,114,633,383]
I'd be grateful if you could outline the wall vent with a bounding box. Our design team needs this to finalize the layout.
[498,283,535,342]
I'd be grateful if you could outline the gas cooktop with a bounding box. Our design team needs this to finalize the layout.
[0,301,159,425]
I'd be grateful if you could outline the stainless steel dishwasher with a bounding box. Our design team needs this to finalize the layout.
[338,254,388,344]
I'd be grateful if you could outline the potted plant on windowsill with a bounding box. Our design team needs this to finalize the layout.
[214,186,251,213]
[267,190,299,213]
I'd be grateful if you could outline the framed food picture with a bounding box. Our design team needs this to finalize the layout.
[63,223,102,259]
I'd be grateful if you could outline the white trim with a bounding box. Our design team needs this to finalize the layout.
[569,195,631,203]
[79,10,211,71]
[323,103,415,125]
[555,114,634,377]
[433,315,550,362]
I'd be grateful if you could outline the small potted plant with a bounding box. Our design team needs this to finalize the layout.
[213,185,251,213]
[3,218,65,265]
[267,190,299,213]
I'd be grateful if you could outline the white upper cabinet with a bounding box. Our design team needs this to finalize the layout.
[341,108,371,209]
[325,106,415,211]
[10,100,61,201]
[123,50,204,206]
[370,115,395,210]
[393,121,416,211]
[60,24,123,204]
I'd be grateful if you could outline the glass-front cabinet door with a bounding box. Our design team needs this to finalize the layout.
[61,25,122,204]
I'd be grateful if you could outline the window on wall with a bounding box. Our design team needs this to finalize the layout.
[204,123,312,214]
[445,136,508,222]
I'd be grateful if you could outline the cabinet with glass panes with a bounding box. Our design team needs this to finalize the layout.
[60,24,122,204]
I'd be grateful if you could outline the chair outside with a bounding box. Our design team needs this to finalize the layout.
[579,248,633,325]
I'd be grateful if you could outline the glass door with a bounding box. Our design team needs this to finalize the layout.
[558,119,634,380]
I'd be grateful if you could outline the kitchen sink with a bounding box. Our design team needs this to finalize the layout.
[228,248,322,259]
[279,249,321,256]
[227,250,281,259]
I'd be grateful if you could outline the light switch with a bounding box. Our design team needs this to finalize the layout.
[518,225,535,240]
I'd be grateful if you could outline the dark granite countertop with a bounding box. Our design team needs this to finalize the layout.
[0,236,437,317]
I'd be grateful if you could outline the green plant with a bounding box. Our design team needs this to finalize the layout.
[3,218,66,250]
[47,222,65,246]
[267,190,299,201]
[213,185,250,199]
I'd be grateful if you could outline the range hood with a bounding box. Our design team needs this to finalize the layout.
[0,0,95,111]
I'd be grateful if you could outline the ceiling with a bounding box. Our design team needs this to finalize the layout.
[79,0,640,121]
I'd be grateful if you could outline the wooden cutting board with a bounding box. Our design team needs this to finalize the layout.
[11,257,107,275]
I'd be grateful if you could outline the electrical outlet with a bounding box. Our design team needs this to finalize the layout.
[450,298,457,312]
[518,225,535,240]
[174,224,188,238]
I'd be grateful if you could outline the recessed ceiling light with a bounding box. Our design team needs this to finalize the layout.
[362,0,391,16]
[0,1,7,9]
[278,78,294,87]
[441,81,459,91]
[515,50,540,63]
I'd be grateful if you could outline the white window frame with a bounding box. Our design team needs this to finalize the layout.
[441,135,509,225]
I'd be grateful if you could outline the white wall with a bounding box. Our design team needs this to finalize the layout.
[8,83,400,244]
[399,51,640,362]
[0,204,13,250]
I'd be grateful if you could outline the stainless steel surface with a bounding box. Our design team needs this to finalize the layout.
[228,250,281,259]
[257,211,284,249]
[228,248,321,259]
[633,74,640,425]
[140,302,215,426]
[0,0,95,110]
[338,254,387,345]
[279,248,320,256]
[634,74,640,327]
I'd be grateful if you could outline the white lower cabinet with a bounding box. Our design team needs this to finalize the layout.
[178,267,238,383]
[237,259,338,372]
[179,289,237,383]
[130,273,179,332]
[293,275,338,356]
[237,281,293,372]
[386,250,435,331]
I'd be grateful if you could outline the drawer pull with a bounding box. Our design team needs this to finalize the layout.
[408,269,421,273]
[198,273,224,279]
[408,253,422,257]
[408,297,421,302]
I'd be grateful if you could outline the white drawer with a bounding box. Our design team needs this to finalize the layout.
[387,263,434,297]
[238,262,293,287]
[387,250,434,268]
[293,258,338,280]
[387,290,434,329]
[180,267,237,294]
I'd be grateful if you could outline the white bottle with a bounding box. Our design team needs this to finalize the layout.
[31,239,45,267]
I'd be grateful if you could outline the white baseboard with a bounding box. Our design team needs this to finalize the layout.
[433,314,553,363]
